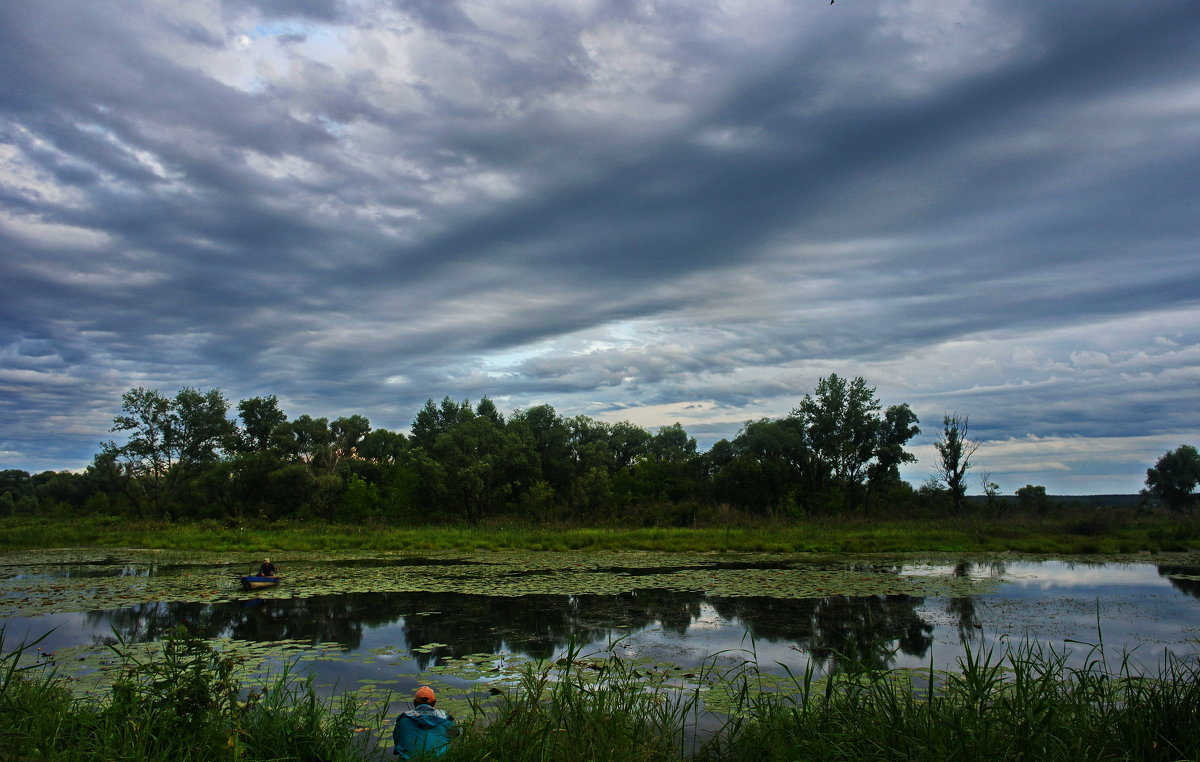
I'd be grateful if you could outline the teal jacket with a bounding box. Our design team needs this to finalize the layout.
[393,704,456,759]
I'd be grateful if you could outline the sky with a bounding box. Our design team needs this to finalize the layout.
[1,0,1198,495]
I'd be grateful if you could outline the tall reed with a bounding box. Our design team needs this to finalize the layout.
[699,637,1200,761]
[0,625,386,762]
[443,637,710,761]
[436,633,1200,761]
[5,625,1199,761]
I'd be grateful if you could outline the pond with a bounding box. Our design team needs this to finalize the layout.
[3,549,1200,748]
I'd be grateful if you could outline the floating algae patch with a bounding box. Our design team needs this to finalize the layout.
[0,548,1041,619]
[16,629,519,719]
[10,548,1193,620]
[14,635,362,699]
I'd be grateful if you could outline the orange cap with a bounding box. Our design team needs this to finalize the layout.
[414,686,436,703]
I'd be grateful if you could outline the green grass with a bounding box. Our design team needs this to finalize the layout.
[6,623,1199,761]
[0,626,385,762]
[446,638,704,761]
[1,509,1198,554]
[443,636,1200,762]
[697,640,1200,761]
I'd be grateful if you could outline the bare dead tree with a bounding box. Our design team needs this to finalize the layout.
[935,413,980,512]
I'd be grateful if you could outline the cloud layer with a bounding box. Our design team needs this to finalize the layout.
[2,0,1198,493]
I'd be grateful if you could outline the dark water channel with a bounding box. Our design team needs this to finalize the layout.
[4,553,1200,750]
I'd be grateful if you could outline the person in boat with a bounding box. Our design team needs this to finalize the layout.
[258,558,276,577]
[392,685,456,758]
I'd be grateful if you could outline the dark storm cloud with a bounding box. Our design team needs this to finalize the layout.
[390,0,478,34]
[225,0,347,22]
[1,0,1197,492]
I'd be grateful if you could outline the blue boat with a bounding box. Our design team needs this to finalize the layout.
[240,575,281,590]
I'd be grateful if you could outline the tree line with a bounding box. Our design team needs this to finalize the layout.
[2,374,1195,523]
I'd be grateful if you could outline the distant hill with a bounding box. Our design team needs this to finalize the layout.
[966,494,1145,508]
[1048,494,1145,507]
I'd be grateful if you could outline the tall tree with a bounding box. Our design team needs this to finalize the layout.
[717,417,809,515]
[476,397,505,426]
[101,386,233,515]
[411,397,474,450]
[172,387,236,466]
[431,415,533,521]
[289,415,334,471]
[649,423,697,463]
[237,395,287,452]
[102,387,177,515]
[410,399,442,450]
[358,428,407,465]
[792,374,885,507]
[935,413,979,512]
[509,404,572,496]
[868,403,921,490]
[332,414,371,463]
[607,421,652,471]
[1145,445,1200,511]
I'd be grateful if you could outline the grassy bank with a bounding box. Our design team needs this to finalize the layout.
[6,626,1198,761]
[1,509,1198,554]
[1,627,384,762]
[448,638,1200,762]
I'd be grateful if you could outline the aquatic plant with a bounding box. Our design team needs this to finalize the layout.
[5,620,1200,761]
[444,636,711,761]
[439,634,1200,762]
[0,625,386,761]
[699,637,1200,762]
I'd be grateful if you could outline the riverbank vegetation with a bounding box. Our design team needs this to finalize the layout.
[0,627,383,762]
[1,507,1197,554]
[455,637,1200,762]
[11,374,1171,529]
[5,625,1198,761]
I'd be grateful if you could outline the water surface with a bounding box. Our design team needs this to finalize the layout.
[3,550,1198,723]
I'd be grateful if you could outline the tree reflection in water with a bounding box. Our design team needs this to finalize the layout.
[1159,565,1200,600]
[709,594,932,672]
[946,561,981,644]
[84,585,941,673]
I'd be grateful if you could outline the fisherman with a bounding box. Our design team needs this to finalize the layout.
[392,685,456,758]
[258,557,276,576]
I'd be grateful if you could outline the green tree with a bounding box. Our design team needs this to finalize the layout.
[648,423,696,463]
[223,450,285,519]
[476,396,505,426]
[237,395,287,452]
[564,416,615,518]
[331,414,371,465]
[289,415,334,471]
[358,428,407,465]
[341,474,382,519]
[411,397,474,450]
[715,417,809,515]
[101,387,237,516]
[431,415,534,521]
[509,405,572,497]
[868,404,921,490]
[172,387,237,466]
[31,470,89,513]
[102,387,177,515]
[626,423,703,507]
[1015,484,1050,512]
[795,375,880,488]
[791,374,915,510]
[607,421,652,471]
[0,470,32,515]
[1146,445,1200,511]
[934,413,979,513]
